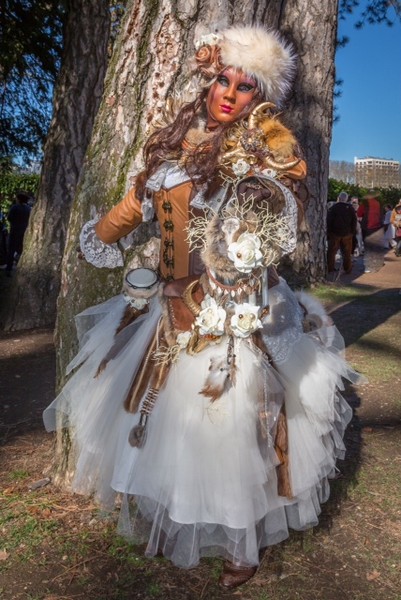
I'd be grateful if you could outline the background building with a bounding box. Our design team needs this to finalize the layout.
[355,157,401,189]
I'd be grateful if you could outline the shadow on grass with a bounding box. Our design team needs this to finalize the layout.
[328,287,401,348]
[0,328,55,447]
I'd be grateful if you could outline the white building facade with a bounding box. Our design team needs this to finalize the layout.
[354,157,401,189]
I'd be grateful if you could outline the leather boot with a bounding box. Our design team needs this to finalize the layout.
[218,560,258,589]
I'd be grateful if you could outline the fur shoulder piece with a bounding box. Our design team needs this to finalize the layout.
[258,116,298,161]
[220,103,300,173]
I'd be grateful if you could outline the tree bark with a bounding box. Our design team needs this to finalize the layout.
[2,0,110,330]
[55,0,338,383]
[279,0,338,285]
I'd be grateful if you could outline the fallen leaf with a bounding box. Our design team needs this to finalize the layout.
[0,549,9,561]
[366,569,380,581]
[362,427,373,434]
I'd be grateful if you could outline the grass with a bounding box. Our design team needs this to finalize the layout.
[0,510,58,562]
[147,582,162,596]
[203,557,223,581]
[8,469,29,481]
[106,534,148,567]
[311,281,401,388]
[256,592,275,600]
[312,283,376,305]
[312,282,400,308]
[348,330,400,384]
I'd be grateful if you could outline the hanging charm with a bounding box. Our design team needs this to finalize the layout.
[128,387,159,448]
[200,355,231,402]
[128,413,149,448]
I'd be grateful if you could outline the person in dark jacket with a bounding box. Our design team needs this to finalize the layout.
[327,191,357,274]
[0,202,8,267]
[5,191,31,275]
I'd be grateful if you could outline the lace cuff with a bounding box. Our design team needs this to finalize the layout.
[80,218,124,269]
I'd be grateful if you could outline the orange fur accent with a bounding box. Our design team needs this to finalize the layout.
[200,383,225,402]
[258,117,297,160]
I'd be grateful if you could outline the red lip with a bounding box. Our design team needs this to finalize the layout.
[220,104,233,113]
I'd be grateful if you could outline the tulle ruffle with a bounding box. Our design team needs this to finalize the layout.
[44,282,363,567]
[43,295,162,508]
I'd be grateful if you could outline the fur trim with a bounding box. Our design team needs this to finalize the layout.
[295,292,327,320]
[219,26,296,106]
[295,291,333,331]
[258,116,297,160]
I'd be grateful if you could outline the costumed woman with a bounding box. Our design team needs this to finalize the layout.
[44,25,362,589]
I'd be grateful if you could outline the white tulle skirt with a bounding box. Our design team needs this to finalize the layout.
[44,279,362,568]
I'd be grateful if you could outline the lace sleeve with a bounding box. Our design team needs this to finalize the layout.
[279,182,298,256]
[258,175,299,257]
[79,218,124,269]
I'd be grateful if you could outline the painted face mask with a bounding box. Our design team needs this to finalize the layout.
[206,67,257,128]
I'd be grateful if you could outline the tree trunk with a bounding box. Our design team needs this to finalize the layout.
[279,0,338,285]
[2,0,110,330]
[56,0,338,382]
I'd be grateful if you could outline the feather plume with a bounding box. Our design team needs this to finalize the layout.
[200,355,231,402]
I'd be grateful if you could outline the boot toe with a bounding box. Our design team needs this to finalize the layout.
[218,561,257,589]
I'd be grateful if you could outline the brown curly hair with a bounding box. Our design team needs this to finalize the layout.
[136,85,264,200]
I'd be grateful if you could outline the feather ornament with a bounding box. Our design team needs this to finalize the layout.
[200,355,231,402]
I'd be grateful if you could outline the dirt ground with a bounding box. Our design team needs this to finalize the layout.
[0,231,400,600]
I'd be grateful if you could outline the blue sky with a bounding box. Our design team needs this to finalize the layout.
[330,10,401,164]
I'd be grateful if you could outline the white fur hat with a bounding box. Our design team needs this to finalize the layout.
[195,25,296,106]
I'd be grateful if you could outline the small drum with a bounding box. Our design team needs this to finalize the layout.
[125,268,159,290]
[122,268,160,309]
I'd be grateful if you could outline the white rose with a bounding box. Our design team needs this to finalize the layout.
[261,167,278,178]
[176,331,192,349]
[195,295,226,336]
[232,159,251,177]
[195,33,221,50]
[230,303,262,338]
[227,232,263,273]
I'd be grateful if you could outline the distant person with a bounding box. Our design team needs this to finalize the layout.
[357,198,368,241]
[26,193,36,209]
[5,191,31,276]
[0,200,8,267]
[350,197,364,256]
[327,191,357,274]
[382,203,396,249]
[391,201,401,257]
[363,190,382,234]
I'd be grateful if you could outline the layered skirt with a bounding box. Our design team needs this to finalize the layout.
[44,279,361,568]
